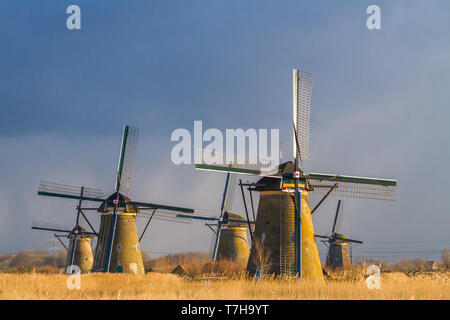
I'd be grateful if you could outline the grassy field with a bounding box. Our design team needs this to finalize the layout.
[0,272,448,300]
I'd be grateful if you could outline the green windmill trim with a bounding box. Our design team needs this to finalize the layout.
[305,172,397,186]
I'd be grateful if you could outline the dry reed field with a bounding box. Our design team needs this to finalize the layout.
[0,272,448,300]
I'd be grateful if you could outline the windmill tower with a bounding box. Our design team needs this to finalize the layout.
[216,212,250,261]
[315,200,363,270]
[242,162,323,279]
[37,125,198,274]
[194,69,397,280]
[32,221,95,273]
[176,173,252,264]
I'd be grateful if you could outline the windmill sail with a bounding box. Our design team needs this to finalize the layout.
[32,220,73,233]
[138,207,215,224]
[306,172,397,201]
[138,208,196,224]
[195,148,279,176]
[225,174,237,213]
[115,125,139,194]
[293,69,313,160]
[38,181,104,202]
[176,213,255,225]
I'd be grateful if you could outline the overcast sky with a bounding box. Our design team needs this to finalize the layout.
[0,1,449,262]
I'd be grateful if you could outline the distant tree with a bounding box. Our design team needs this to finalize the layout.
[9,252,35,268]
[393,258,431,275]
[42,253,65,268]
[31,248,47,255]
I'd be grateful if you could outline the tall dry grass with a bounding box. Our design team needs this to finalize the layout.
[145,252,247,277]
[0,272,448,300]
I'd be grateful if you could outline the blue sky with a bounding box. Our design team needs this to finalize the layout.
[0,1,449,262]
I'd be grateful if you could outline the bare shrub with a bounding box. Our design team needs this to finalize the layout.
[251,238,271,275]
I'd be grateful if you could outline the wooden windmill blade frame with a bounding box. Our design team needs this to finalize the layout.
[38,180,104,202]
[31,220,73,234]
[195,148,281,177]
[138,208,196,224]
[116,125,139,195]
[293,69,313,160]
[305,172,397,201]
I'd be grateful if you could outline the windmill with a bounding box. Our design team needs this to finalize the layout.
[194,69,397,280]
[176,172,254,263]
[32,220,95,273]
[315,200,362,270]
[37,125,197,274]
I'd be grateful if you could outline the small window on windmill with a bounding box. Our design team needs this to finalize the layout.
[116,243,122,252]
[135,243,139,252]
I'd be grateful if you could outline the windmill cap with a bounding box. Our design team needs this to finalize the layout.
[224,212,249,227]
[70,226,94,238]
[98,192,139,213]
